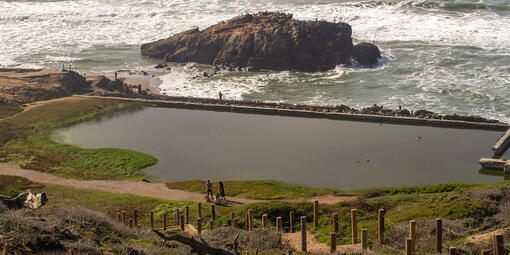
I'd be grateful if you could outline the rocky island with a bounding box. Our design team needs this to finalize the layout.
[141,12,381,72]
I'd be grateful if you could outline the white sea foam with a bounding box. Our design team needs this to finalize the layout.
[0,0,509,122]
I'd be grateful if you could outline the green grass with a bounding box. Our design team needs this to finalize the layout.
[0,103,22,119]
[0,97,158,180]
[166,180,338,200]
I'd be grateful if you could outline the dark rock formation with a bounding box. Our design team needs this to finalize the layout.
[0,190,47,210]
[352,43,381,66]
[0,69,91,105]
[141,12,381,71]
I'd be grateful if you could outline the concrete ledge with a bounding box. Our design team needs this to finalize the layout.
[493,129,510,156]
[78,94,510,131]
[480,158,507,170]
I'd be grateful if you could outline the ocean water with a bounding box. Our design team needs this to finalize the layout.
[1,0,510,121]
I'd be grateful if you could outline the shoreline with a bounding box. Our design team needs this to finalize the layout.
[80,93,510,131]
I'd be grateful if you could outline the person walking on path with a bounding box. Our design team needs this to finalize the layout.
[219,181,225,200]
[206,180,213,200]
[219,91,223,100]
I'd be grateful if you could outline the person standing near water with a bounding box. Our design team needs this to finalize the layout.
[206,180,213,200]
[219,181,225,200]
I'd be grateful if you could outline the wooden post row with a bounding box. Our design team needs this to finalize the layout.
[378,208,385,243]
[277,217,283,232]
[133,209,138,226]
[150,212,154,230]
[330,232,337,253]
[351,209,358,244]
[249,209,254,231]
[436,218,442,254]
[410,220,416,252]
[301,216,307,252]
[163,213,167,231]
[361,229,368,251]
[180,215,185,231]
[262,214,268,228]
[313,200,319,230]
[290,211,295,233]
[406,238,413,255]
[185,205,189,224]
[494,234,504,255]
[333,212,338,234]
[121,210,126,225]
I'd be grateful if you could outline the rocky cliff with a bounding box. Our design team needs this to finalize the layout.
[141,12,380,72]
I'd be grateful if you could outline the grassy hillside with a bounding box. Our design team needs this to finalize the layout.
[166,180,340,200]
[0,97,157,180]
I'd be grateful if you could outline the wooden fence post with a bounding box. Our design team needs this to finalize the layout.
[211,205,216,221]
[129,219,133,229]
[351,209,358,244]
[180,215,185,231]
[406,238,413,255]
[249,209,254,230]
[122,211,126,225]
[246,212,249,230]
[150,212,154,230]
[117,212,121,222]
[163,213,167,231]
[436,218,442,254]
[233,217,238,228]
[198,202,202,219]
[209,220,214,231]
[277,217,283,232]
[313,200,319,230]
[175,209,180,225]
[494,234,504,255]
[197,218,202,234]
[262,214,268,228]
[133,209,138,226]
[361,229,368,251]
[449,247,456,255]
[290,211,295,233]
[410,220,416,252]
[185,205,189,224]
[333,212,338,234]
[301,216,307,252]
[331,232,337,253]
[378,208,385,243]
[231,212,235,227]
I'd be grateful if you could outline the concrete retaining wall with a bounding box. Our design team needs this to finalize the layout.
[82,93,509,131]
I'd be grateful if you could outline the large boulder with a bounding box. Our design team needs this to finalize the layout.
[141,12,381,72]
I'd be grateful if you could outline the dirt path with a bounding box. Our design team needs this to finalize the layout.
[0,163,357,205]
[284,231,362,254]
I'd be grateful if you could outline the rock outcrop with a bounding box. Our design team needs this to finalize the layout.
[0,190,47,210]
[141,12,381,72]
[0,69,91,105]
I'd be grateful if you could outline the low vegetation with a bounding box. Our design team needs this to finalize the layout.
[3,175,510,254]
[0,103,22,119]
[0,97,157,180]
[166,180,338,200]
